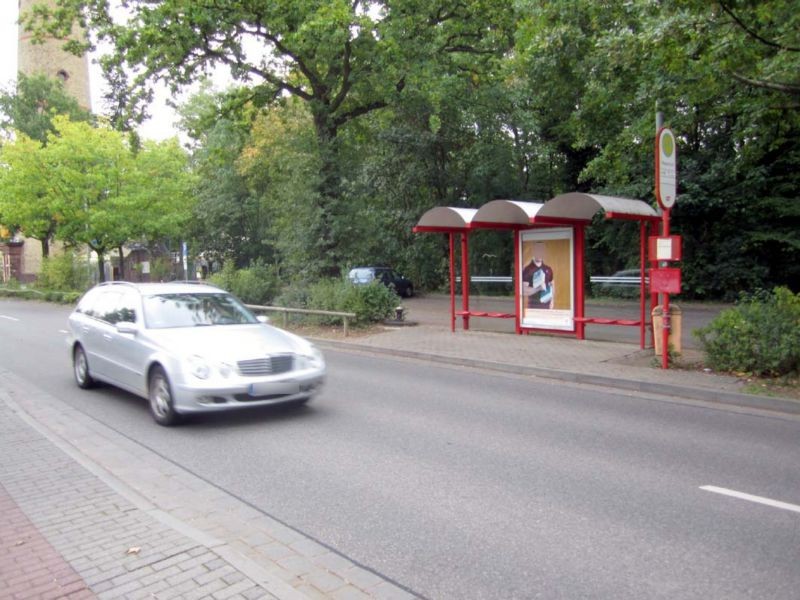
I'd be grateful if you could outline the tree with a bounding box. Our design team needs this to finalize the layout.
[0,116,194,282]
[0,133,59,256]
[0,73,94,254]
[26,0,515,276]
[509,0,800,296]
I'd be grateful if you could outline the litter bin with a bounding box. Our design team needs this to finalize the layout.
[651,305,682,355]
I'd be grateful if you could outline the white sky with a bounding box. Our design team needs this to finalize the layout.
[0,3,182,141]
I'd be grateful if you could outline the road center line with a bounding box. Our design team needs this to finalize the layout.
[701,485,800,514]
[0,315,19,322]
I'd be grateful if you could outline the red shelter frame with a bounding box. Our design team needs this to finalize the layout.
[413,194,662,348]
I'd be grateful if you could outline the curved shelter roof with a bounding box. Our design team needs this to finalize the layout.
[537,193,660,222]
[413,193,659,231]
[471,200,545,228]
[413,207,477,232]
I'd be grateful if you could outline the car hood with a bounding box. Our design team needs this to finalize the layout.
[145,324,313,361]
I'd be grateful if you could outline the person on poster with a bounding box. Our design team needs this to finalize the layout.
[522,242,554,309]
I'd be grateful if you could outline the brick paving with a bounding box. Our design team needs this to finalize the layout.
[0,483,95,600]
[0,400,280,600]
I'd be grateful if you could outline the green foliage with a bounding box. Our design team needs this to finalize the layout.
[207,260,279,306]
[305,279,400,325]
[34,251,91,292]
[0,285,79,304]
[25,1,800,300]
[0,73,93,143]
[0,115,195,282]
[695,287,800,376]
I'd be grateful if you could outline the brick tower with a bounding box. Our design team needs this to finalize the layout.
[17,0,91,109]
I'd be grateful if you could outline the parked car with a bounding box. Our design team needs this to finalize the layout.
[348,266,414,297]
[592,269,649,297]
[67,281,325,426]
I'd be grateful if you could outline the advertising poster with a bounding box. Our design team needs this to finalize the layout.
[520,229,574,330]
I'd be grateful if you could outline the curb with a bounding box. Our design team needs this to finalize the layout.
[313,339,800,417]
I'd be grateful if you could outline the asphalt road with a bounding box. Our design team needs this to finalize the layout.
[1,298,799,600]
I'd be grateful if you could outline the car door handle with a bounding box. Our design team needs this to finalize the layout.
[103,334,113,341]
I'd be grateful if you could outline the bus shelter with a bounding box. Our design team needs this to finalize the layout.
[413,193,662,348]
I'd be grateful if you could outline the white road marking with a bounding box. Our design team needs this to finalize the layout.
[701,485,800,514]
[0,315,19,321]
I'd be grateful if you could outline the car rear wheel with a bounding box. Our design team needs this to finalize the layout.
[73,345,95,389]
[405,284,414,298]
[148,366,180,426]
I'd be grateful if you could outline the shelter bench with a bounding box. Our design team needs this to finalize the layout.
[573,317,642,326]
[455,310,515,319]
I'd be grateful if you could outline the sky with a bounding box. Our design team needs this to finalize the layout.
[0,3,180,141]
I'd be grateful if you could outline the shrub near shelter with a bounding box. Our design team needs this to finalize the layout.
[695,287,800,377]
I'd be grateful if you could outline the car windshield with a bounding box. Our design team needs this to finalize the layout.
[142,292,259,329]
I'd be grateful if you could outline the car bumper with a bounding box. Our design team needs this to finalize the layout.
[171,370,325,413]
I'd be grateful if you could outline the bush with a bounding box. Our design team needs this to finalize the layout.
[694,287,800,376]
[305,278,400,325]
[208,259,279,305]
[35,252,91,292]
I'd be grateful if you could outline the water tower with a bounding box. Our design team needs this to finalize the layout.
[17,0,91,109]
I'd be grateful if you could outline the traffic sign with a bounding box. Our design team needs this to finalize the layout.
[656,127,677,209]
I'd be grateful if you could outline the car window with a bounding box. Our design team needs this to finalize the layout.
[116,289,139,323]
[142,292,259,329]
[75,287,103,317]
[92,291,124,324]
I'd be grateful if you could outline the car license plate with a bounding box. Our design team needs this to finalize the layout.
[247,381,299,396]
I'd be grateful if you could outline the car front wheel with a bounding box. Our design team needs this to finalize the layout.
[148,366,180,426]
[404,284,414,298]
[73,345,95,389]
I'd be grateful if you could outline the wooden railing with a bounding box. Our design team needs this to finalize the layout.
[246,304,357,337]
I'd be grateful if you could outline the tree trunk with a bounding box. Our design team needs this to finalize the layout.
[311,115,341,278]
[40,237,50,258]
[96,252,106,282]
[117,245,125,280]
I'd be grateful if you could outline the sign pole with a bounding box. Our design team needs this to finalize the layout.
[655,123,678,369]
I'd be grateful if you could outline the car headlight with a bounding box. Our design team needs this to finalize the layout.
[217,362,234,378]
[188,355,211,379]
[297,346,325,370]
[188,356,234,379]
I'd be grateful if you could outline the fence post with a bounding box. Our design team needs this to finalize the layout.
[343,316,349,337]
[282,310,288,328]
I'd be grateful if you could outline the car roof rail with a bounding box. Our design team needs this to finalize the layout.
[167,279,222,288]
[98,281,138,288]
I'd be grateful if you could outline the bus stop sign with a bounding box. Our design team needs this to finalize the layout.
[656,127,677,209]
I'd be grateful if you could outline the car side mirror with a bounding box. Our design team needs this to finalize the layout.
[116,321,139,335]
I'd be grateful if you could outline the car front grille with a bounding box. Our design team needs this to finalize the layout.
[237,354,294,376]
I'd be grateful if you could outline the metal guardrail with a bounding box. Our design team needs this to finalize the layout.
[455,276,512,283]
[591,276,648,286]
[246,304,357,337]
[455,276,647,285]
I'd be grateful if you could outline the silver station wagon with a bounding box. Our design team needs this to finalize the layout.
[67,281,325,426]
